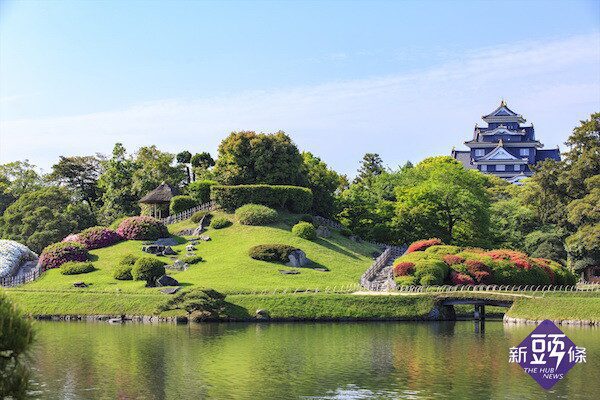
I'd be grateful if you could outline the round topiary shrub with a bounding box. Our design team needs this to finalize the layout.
[116,216,169,240]
[393,262,415,277]
[60,261,95,275]
[406,238,443,254]
[132,257,166,283]
[210,217,232,229]
[39,242,89,270]
[419,274,440,286]
[113,264,133,280]
[292,222,316,240]
[191,211,211,224]
[119,254,139,266]
[235,204,278,226]
[249,244,298,263]
[63,226,121,250]
[450,270,475,285]
[170,195,197,215]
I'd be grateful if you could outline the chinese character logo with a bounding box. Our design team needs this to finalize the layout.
[509,320,586,389]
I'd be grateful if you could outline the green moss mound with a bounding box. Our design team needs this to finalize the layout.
[292,222,316,240]
[60,261,95,275]
[235,204,278,226]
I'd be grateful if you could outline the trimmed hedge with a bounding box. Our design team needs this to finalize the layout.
[131,257,166,283]
[392,240,577,286]
[292,222,316,240]
[63,226,121,250]
[187,180,218,204]
[249,244,298,263]
[116,216,169,240]
[210,217,232,229]
[211,184,312,213]
[235,204,278,226]
[39,242,89,270]
[60,261,95,275]
[170,195,197,215]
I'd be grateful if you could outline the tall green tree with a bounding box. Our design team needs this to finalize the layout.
[190,151,215,181]
[354,153,384,185]
[301,152,343,217]
[394,156,491,246]
[176,150,193,184]
[0,160,43,200]
[97,143,139,223]
[48,155,103,211]
[131,146,186,196]
[214,131,306,185]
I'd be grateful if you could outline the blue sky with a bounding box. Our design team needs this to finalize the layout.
[1,0,599,176]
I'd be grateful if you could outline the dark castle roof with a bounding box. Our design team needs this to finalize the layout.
[535,148,561,162]
[139,182,180,204]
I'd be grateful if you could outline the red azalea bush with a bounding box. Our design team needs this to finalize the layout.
[63,226,121,250]
[393,262,415,277]
[442,254,464,266]
[116,216,169,240]
[406,238,443,254]
[465,259,492,284]
[486,249,532,269]
[450,271,475,285]
[39,242,89,270]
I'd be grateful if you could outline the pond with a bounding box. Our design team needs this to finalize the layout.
[28,321,599,399]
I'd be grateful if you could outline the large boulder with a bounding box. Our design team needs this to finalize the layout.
[0,240,38,278]
[156,275,180,287]
[286,250,310,267]
[316,225,331,238]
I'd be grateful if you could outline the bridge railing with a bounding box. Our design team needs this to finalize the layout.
[160,201,217,225]
[391,283,600,293]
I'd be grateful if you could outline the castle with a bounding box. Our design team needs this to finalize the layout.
[451,101,561,183]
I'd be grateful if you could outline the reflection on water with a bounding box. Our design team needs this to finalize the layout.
[29,321,599,400]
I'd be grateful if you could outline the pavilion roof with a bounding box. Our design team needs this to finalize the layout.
[139,182,180,204]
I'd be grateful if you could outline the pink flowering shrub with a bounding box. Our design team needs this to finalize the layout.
[450,271,475,285]
[63,226,121,250]
[393,262,415,277]
[116,216,169,240]
[39,242,89,270]
[406,238,443,254]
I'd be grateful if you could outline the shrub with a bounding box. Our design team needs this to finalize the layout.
[109,217,126,230]
[413,260,448,284]
[157,287,226,320]
[419,274,440,286]
[395,275,416,286]
[340,227,352,237]
[187,180,218,204]
[39,242,89,270]
[113,264,133,280]
[249,244,298,263]
[406,238,443,254]
[393,262,415,277]
[119,254,139,266]
[211,184,313,213]
[450,271,475,285]
[60,261,95,275]
[426,245,462,255]
[210,217,232,229]
[63,226,121,250]
[116,216,169,240]
[180,255,203,264]
[465,259,492,284]
[442,254,464,266]
[235,204,278,225]
[292,222,316,240]
[170,195,197,215]
[132,257,166,283]
[191,211,211,224]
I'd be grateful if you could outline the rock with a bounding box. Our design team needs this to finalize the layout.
[313,268,329,272]
[161,287,180,295]
[156,275,180,287]
[286,250,310,267]
[279,269,300,274]
[255,309,270,320]
[73,281,88,288]
[316,225,331,238]
[169,260,188,271]
[186,244,196,252]
[177,228,195,236]
[162,246,177,255]
[108,317,124,324]
[142,244,165,254]
[198,235,211,242]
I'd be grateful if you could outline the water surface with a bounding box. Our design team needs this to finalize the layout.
[29,321,600,399]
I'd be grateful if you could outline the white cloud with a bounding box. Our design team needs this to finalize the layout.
[1,33,598,176]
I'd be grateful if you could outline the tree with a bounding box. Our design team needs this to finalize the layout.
[190,152,215,181]
[97,143,139,224]
[394,156,491,246]
[301,152,343,217]
[131,146,186,196]
[213,131,306,185]
[0,292,34,399]
[48,155,102,211]
[0,187,95,252]
[0,160,43,200]
[354,153,384,184]
[176,150,193,184]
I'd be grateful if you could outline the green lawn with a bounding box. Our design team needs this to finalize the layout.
[6,211,379,298]
[505,293,600,321]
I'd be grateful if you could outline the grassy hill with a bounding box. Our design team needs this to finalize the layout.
[5,211,380,315]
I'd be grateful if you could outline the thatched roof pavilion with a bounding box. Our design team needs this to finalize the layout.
[139,182,179,218]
